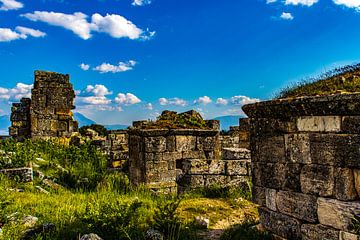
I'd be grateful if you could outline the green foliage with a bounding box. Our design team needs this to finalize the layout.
[79,124,108,137]
[277,63,360,99]
[220,220,271,240]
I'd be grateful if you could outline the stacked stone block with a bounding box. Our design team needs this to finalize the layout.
[220,118,250,149]
[243,93,360,240]
[9,98,31,140]
[9,70,78,140]
[107,130,129,168]
[128,124,251,193]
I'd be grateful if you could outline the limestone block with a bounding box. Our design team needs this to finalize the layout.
[145,136,167,153]
[354,169,360,197]
[259,207,302,240]
[144,153,163,162]
[208,160,226,175]
[177,175,205,187]
[265,188,277,211]
[197,136,217,151]
[301,164,334,197]
[285,134,311,164]
[166,136,176,152]
[205,175,229,187]
[250,118,297,136]
[342,116,360,134]
[339,231,360,240]
[276,190,318,222]
[282,163,302,192]
[252,186,266,206]
[182,150,206,159]
[318,197,360,231]
[222,148,250,160]
[162,152,182,161]
[176,136,196,152]
[255,136,285,163]
[297,116,341,132]
[252,162,285,189]
[301,224,339,240]
[182,159,209,174]
[225,160,249,176]
[335,168,358,201]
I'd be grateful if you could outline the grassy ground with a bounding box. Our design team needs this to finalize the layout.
[277,63,360,99]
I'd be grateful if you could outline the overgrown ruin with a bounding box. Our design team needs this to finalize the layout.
[10,70,78,140]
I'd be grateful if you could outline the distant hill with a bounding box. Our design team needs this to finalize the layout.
[212,115,241,130]
[73,112,96,127]
[0,115,10,135]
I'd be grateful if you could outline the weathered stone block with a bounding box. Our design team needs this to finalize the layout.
[339,231,360,240]
[162,152,182,161]
[276,190,318,222]
[252,186,266,206]
[205,175,229,187]
[252,162,285,189]
[222,148,250,160]
[318,197,360,232]
[177,175,205,187]
[176,135,196,152]
[335,168,358,201]
[166,136,176,152]
[285,134,311,164]
[282,163,302,192]
[182,150,206,159]
[145,136,167,152]
[342,116,360,134]
[301,164,334,197]
[182,159,209,174]
[225,160,248,176]
[208,160,226,174]
[301,224,339,240]
[254,136,285,163]
[354,169,360,197]
[259,207,302,240]
[265,188,277,211]
[297,116,341,132]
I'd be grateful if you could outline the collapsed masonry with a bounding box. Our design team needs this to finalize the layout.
[10,71,78,140]
[243,93,360,240]
[128,111,251,193]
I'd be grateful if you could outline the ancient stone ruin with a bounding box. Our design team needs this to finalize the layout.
[243,93,360,239]
[10,70,78,140]
[128,111,251,193]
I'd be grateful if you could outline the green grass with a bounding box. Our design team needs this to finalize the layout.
[277,63,360,99]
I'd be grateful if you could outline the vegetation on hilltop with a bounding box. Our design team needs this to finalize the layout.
[277,63,360,99]
[137,110,211,130]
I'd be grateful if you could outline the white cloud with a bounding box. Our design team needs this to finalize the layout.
[230,96,260,106]
[158,97,187,106]
[80,63,90,71]
[194,96,212,105]
[216,98,228,106]
[266,0,277,3]
[285,0,318,6]
[0,83,33,101]
[280,12,294,20]
[145,103,153,110]
[0,0,23,11]
[333,0,360,9]
[22,11,154,40]
[132,0,151,6]
[0,26,45,42]
[115,93,141,105]
[76,84,112,105]
[15,26,46,38]
[93,60,136,73]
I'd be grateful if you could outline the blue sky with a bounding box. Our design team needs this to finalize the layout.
[1,0,360,125]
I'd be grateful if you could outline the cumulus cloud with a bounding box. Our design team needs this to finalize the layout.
[80,63,90,71]
[159,97,187,106]
[230,96,260,105]
[194,96,212,105]
[77,84,112,105]
[285,0,318,6]
[280,12,294,20]
[0,26,45,42]
[93,60,136,73]
[115,93,141,105]
[0,0,23,11]
[266,0,277,3]
[132,0,151,6]
[145,103,153,110]
[22,11,155,40]
[0,83,33,101]
[216,98,228,106]
[333,0,360,9]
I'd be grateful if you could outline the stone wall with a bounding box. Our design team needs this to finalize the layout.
[10,71,78,140]
[243,93,360,240]
[0,167,33,182]
[220,118,250,149]
[128,125,251,193]
[107,130,129,168]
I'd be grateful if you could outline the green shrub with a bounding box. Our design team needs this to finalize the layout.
[79,124,108,137]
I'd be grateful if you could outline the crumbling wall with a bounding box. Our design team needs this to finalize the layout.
[243,93,360,240]
[10,70,78,140]
[108,130,129,168]
[0,167,33,182]
[128,122,251,193]
[220,118,250,149]
[9,98,31,140]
